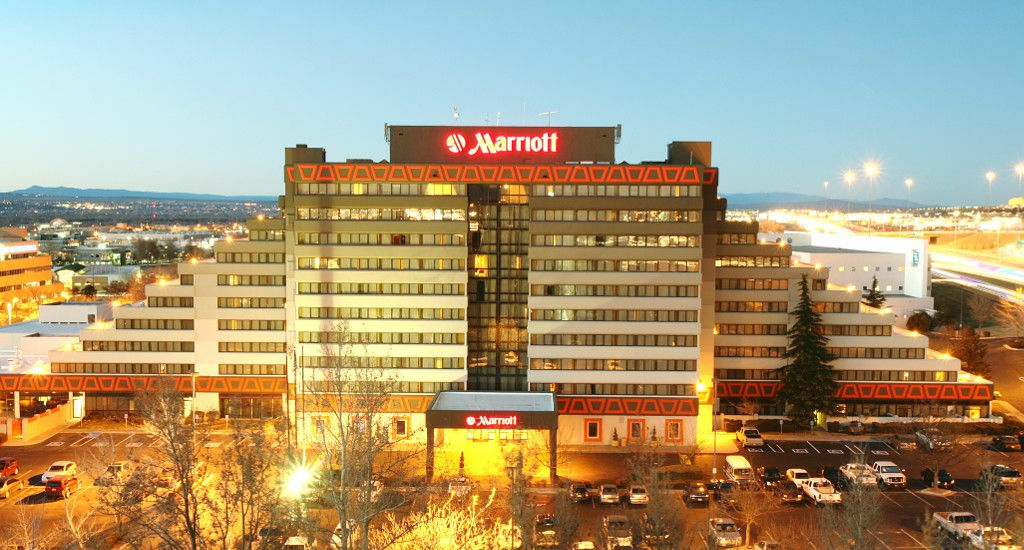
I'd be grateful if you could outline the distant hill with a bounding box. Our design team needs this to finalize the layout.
[6,185,277,202]
[721,192,928,210]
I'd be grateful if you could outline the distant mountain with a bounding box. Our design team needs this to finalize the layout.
[6,185,277,202]
[721,192,929,210]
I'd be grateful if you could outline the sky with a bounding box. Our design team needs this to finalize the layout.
[1,2,1023,206]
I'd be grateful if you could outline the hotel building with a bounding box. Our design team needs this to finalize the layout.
[1,228,64,322]
[2,126,992,452]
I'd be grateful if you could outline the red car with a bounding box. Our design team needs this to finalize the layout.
[44,475,80,499]
[0,457,18,477]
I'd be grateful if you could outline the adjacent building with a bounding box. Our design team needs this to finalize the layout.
[0,228,64,320]
[2,126,992,451]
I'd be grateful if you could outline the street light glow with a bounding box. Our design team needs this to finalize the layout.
[986,170,997,184]
[843,170,857,185]
[863,161,881,180]
[284,464,314,499]
[904,178,914,189]
[1015,163,1024,177]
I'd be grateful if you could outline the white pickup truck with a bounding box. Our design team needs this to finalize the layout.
[802,478,842,505]
[933,511,981,539]
[966,526,1022,549]
[839,463,876,487]
[871,461,907,489]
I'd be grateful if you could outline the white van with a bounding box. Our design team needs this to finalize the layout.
[725,455,754,483]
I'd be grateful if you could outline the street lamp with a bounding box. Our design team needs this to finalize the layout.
[843,170,857,215]
[986,170,997,205]
[862,161,881,234]
[903,178,914,233]
[1015,163,1024,198]
[822,180,830,210]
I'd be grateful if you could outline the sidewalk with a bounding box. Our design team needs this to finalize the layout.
[0,420,75,447]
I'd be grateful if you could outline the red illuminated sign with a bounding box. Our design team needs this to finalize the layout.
[464,414,519,428]
[445,132,559,156]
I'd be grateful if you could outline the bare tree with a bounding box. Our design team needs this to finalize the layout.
[547,489,579,550]
[995,295,1024,343]
[627,445,681,546]
[915,419,978,490]
[302,329,426,550]
[818,481,886,550]
[967,293,995,329]
[724,482,778,547]
[370,489,520,550]
[0,506,58,550]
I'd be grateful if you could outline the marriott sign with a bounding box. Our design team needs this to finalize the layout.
[446,131,559,156]
[464,414,519,428]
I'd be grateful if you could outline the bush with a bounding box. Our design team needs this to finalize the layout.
[906,311,933,333]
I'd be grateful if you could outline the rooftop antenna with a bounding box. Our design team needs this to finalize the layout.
[483,114,490,125]
[496,111,502,126]
[453,107,460,125]
[539,110,558,126]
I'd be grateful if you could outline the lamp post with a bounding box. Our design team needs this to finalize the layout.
[843,170,857,216]
[862,161,881,234]
[904,178,915,233]
[1015,163,1024,198]
[823,180,830,210]
[986,170,997,205]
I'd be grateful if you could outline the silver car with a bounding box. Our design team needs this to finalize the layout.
[709,518,743,548]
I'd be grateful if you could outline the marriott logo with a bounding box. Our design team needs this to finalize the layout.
[445,132,559,156]
[465,414,519,427]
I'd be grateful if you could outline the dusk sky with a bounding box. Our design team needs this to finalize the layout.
[2,2,1022,205]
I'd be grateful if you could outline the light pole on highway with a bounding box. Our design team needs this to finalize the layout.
[862,161,881,234]
[843,170,857,216]
[986,170,996,205]
[904,178,914,233]
[1015,163,1024,199]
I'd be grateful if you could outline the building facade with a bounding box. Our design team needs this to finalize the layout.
[6,126,991,449]
[1,228,64,322]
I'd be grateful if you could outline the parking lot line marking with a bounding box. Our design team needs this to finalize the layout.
[767,443,785,453]
[879,490,904,508]
[844,444,863,454]
[806,441,820,453]
[69,435,98,447]
[899,528,926,548]
[906,490,932,506]
[872,531,894,550]
[46,441,65,446]
[793,448,809,454]
[883,442,901,455]
[827,449,844,454]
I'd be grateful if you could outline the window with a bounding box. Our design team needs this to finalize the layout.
[628,419,646,441]
[393,417,409,439]
[584,419,602,442]
[665,420,683,442]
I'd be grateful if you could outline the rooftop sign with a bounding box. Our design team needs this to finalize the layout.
[464,414,519,428]
[389,125,616,165]
[446,131,558,156]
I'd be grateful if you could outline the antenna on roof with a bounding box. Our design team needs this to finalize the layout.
[539,110,558,126]
[496,112,501,126]
[453,107,460,125]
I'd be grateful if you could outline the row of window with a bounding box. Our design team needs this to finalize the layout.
[813,302,861,313]
[296,208,466,221]
[714,369,952,382]
[306,381,464,393]
[829,347,926,359]
[297,257,465,271]
[219,364,287,375]
[530,259,699,272]
[717,233,758,244]
[715,346,786,358]
[818,325,892,336]
[530,383,696,396]
[530,334,697,347]
[115,319,194,330]
[297,307,465,320]
[216,252,285,264]
[298,282,466,296]
[297,232,465,246]
[218,297,285,309]
[715,278,790,290]
[716,324,788,335]
[530,358,697,371]
[179,275,193,285]
[298,356,464,369]
[148,297,194,308]
[534,184,701,197]
[51,363,194,374]
[715,301,788,312]
[531,209,701,223]
[83,340,194,352]
[529,309,698,322]
[531,284,697,298]
[218,342,287,353]
[530,234,700,248]
[218,275,286,286]
[0,265,51,277]
[716,256,791,268]
[250,230,284,241]
[298,331,465,344]
[295,182,465,196]
[218,319,286,331]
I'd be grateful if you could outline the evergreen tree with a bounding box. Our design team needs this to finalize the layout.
[952,325,990,378]
[776,275,838,426]
[862,276,886,308]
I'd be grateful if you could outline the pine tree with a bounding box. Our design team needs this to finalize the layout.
[952,325,990,378]
[862,276,886,308]
[776,274,838,426]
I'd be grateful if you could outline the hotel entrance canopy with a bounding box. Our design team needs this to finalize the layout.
[424,391,559,481]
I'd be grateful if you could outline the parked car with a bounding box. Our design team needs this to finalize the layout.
[965,526,1021,549]
[785,468,810,487]
[821,466,843,488]
[933,511,981,539]
[535,514,557,548]
[872,461,907,489]
[0,476,25,499]
[754,543,784,550]
[776,480,804,504]
[981,465,1023,489]
[839,463,876,488]
[736,427,765,447]
[757,467,784,487]
[992,435,1022,452]
[628,485,649,505]
[96,461,130,486]
[282,536,311,550]
[0,457,19,477]
[708,518,743,548]
[916,428,952,450]
[572,543,595,550]
[803,478,842,505]
[570,482,593,503]
[41,461,77,483]
[602,515,632,548]
[921,468,955,489]
[685,482,710,506]
[845,420,865,435]
[641,514,671,546]
[44,475,81,499]
[599,483,620,505]
[255,525,285,547]
[448,476,472,497]
[709,480,737,505]
[888,434,918,451]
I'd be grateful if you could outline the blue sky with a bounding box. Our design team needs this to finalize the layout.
[2,2,1022,205]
